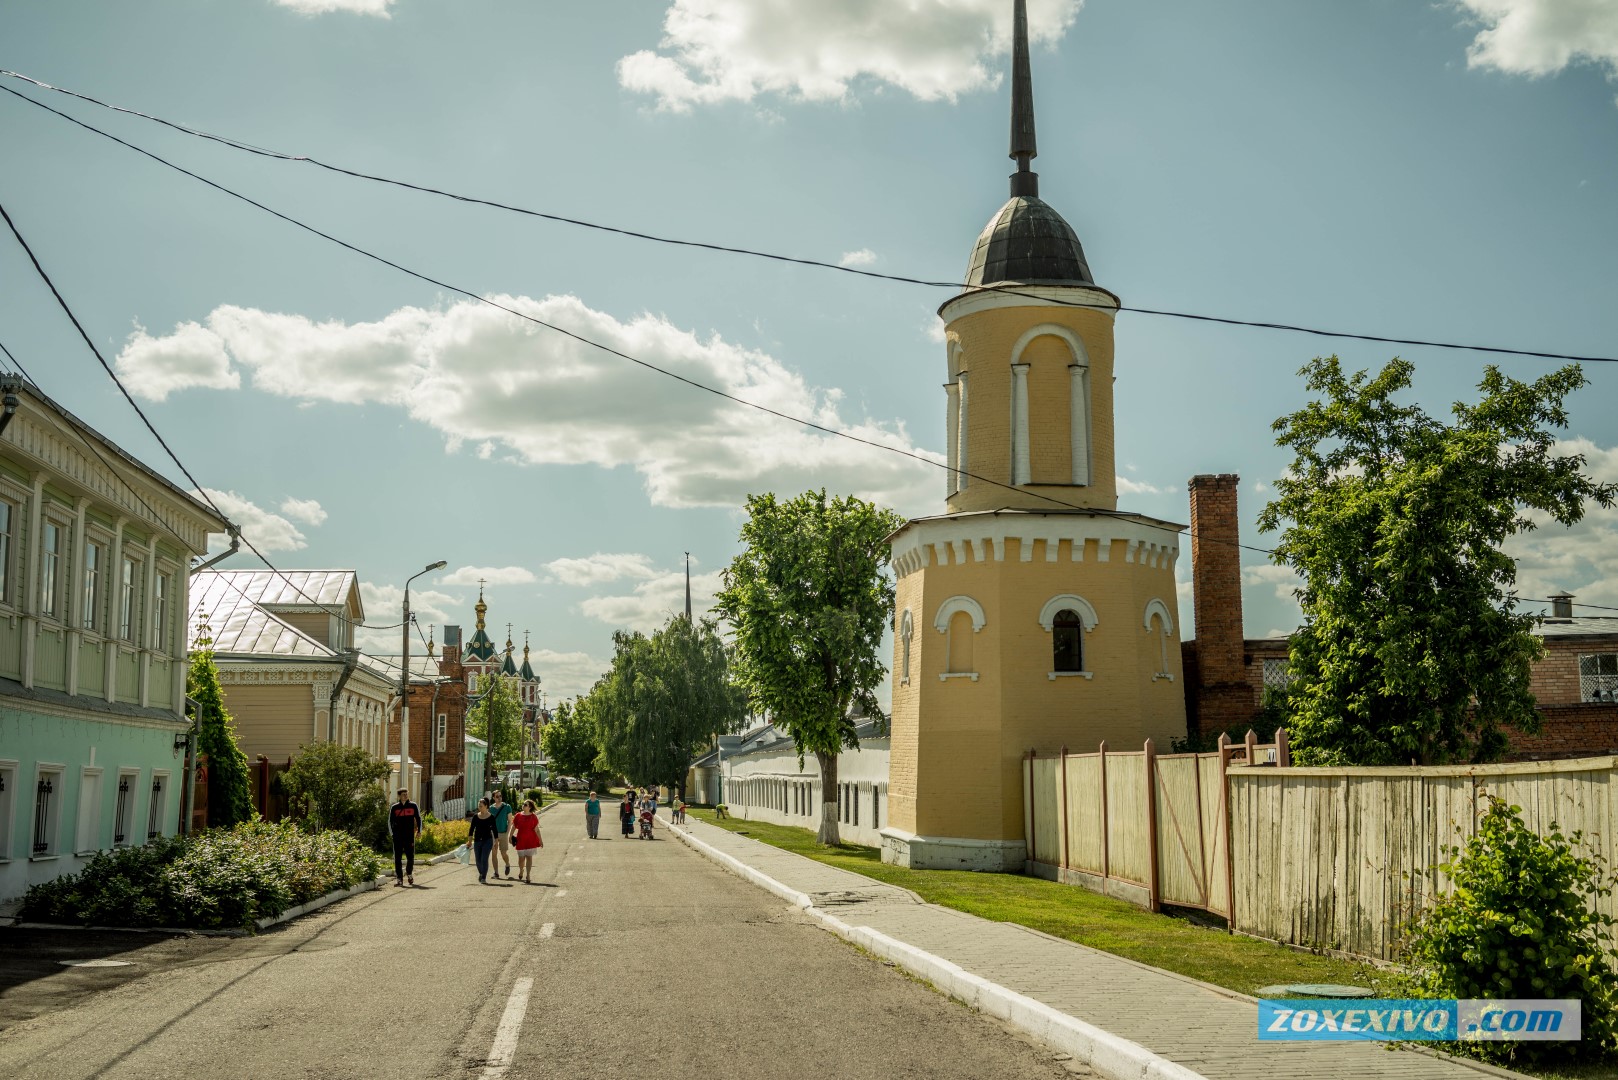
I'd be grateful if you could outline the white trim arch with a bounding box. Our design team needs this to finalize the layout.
[1038,595,1098,632]
[898,608,914,686]
[1142,598,1174,635]
[933,595,986,634]
[1009,324,1089,369]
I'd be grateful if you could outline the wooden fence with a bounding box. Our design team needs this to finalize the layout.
[1027,739,1618,960]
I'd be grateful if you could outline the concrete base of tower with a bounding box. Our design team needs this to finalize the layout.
[880,828,1025,871]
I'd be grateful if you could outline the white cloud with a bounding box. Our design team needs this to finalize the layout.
[839,248,878,267]
[1454,0,1618,83]
[618,0,1082,111]
[1116,476,1167,496]
[198,488,307,553]
[118,295,941,514]
[355,581,461,657]
[544,553,661,587]
[116,322,238,401]
[580,569,726,634]
[1508,437,1618,613]
[528,648,610,701]
[1244,562,1304,605]
[279,497,328,526]
[439,565,538,587]
[270,0,396,16]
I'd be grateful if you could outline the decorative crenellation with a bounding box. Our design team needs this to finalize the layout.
[891,514,1181,579]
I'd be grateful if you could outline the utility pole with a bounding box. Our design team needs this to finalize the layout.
[399,560,447,802]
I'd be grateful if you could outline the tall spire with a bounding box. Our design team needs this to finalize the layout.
[1009,0,1039,198]
[684,552,693,621]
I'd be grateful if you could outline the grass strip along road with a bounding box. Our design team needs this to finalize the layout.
[687,807,1387,998]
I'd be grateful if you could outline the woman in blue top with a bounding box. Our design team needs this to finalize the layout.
[584,791,602,839]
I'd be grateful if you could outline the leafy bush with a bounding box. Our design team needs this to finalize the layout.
[416,818,469,856]
[280,742,391,844]
[1403,798,1618,1066]
[524,787,547,807]
[21,821,381,932]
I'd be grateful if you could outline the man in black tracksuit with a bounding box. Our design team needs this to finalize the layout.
[389,788,423,887]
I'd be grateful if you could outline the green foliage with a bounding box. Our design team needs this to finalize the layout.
[20,820,380,932]
[715,489,903,843]
[188,635,251,828]
[467,672,525,764]
[1258,357,1614,765]
[416,817,469,856]
[540,699,600,780]
[584,615,746,793]
[1403,799,1618,1066]
[280,741,391,845]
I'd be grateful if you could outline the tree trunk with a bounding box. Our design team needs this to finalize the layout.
[816,750,840,845]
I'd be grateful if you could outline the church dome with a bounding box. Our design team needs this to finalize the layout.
[965,195,1094,288]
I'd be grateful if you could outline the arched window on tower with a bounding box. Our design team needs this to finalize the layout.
[899,609,914,686]
[1052,610,1084,673]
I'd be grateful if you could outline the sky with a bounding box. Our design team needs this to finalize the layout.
[3,0,1616,704]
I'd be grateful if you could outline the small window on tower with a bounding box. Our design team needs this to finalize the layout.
[1052,609,1084,673]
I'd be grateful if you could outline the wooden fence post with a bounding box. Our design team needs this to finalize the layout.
[1060,745,1070,872]
[1274,727,1290,768]
[1098,740,1109,890]
[1218,732,1236,933]
[1244,727,1258,766]
[1144,738,1160,912]
[1025,749,1036,866]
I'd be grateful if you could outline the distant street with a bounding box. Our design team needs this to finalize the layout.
[0,807,1089,1080]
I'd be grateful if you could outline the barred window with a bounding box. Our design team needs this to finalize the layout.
[1262,657,1293,691]
[1579,653,1618,703]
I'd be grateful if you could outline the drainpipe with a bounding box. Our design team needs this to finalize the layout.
[191,524,242,574]
[327,649,360,743]
[181,695,201,835]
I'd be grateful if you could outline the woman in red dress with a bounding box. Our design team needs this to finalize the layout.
[510,799,543,884]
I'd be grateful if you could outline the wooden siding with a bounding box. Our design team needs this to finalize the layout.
[222,683,315,762]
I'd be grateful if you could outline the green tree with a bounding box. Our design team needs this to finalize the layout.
[1259,357,1614,765]
[187,630,251,828]
[280,741,391,843]
[467,672,524,771]
[585,616,746,798]
[540,699,600,780]
[715,490,903,843]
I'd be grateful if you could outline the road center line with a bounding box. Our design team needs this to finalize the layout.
[539,923,555,939]
[478,976,533,1080]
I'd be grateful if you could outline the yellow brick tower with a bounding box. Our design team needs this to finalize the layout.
[881,0,1187,870]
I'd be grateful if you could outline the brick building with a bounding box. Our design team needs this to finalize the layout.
[384,625,470,814]
[1181,476,1618,759]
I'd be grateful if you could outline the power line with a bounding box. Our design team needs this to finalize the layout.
[2,71,1613,366]
[0,87,1282,561]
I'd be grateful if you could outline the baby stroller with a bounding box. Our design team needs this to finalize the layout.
[638,807,654,840]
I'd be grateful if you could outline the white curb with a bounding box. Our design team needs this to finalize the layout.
[666,819,1206,1080]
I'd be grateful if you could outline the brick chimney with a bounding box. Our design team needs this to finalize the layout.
[1187,475,1254,736]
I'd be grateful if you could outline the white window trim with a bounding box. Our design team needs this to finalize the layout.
[1578,652,1618,704]
[75,766,105,855]
[147,770,171,842]
[112,768,140,847]
[933,595,986,634]
[1047,671,1095,681]
[81,530,112,637]
[1144,598,1175,681]
[39,512,72,622]
[898,609,914,686]
[0,485,23,612]
[1038,594,1099,632]
[0,759,18,861]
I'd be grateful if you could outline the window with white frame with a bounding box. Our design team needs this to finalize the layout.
[83,541,103,631]
[0,762,16,860]
[113,771,138,845]
[119,557,140,640]
[32,766,63,857]
[437,713,448,752]
[1262,657,1293,691]
[75,768,104,854]
[152,571,171,652]
[0,499,13,605]
[1579,654,1618,703]
[147,773,169,840]
[1052,609,1084,673]
[40,520,63,617]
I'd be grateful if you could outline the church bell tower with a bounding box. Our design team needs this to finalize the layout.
[881,0,1188,871]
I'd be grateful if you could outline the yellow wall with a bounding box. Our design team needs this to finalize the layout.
[221,683,313,763]
[888,531,1185,844]
[946,300,1118,514]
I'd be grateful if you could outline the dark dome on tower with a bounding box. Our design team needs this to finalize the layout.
[965,195,1094,287]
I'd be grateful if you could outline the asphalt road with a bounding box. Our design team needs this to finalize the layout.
[0,809,1092,1079]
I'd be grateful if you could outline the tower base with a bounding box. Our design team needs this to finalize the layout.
[880,828,1025,871]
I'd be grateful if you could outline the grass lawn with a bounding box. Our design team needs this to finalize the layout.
[688,808,1388,998]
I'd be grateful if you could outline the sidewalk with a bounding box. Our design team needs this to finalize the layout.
[665,815,1525,1080]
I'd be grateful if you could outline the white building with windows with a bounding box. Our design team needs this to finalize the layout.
[0,377,228,903]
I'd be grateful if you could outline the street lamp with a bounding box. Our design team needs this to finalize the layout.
[399,560,447,802]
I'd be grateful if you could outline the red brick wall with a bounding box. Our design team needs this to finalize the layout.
[1188,474,1252,736]
[386,646,469,792]
[1507,703,1618,759]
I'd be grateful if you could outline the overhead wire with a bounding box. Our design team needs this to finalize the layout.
[0,70,1613,366]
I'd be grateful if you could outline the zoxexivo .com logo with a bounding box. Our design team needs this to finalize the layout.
[1258,1000,1581,1042]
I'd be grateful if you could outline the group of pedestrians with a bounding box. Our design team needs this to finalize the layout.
[468,790,542,883]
